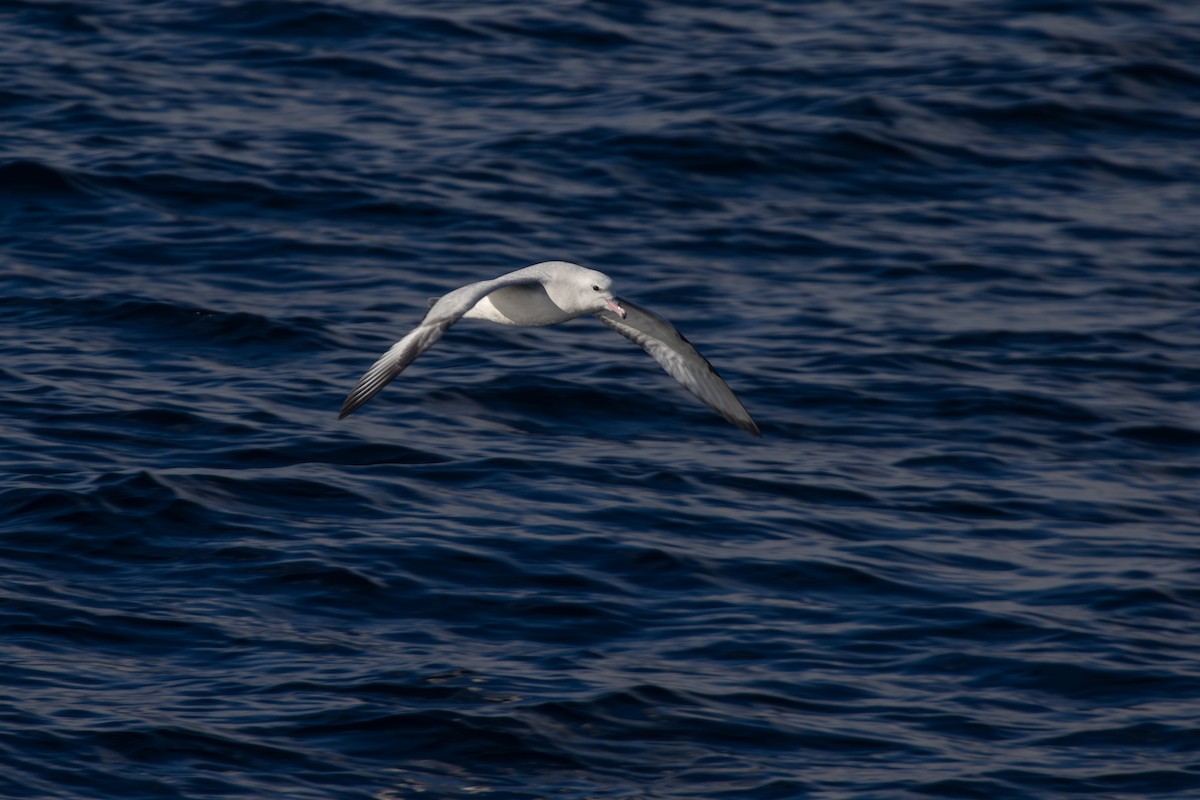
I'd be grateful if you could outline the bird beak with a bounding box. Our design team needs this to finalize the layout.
[606,298,627,319]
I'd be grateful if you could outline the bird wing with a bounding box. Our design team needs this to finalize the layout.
[594,298,761,436]
[339,275,541,419]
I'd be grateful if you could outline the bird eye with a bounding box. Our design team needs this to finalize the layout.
[592,285,600,291]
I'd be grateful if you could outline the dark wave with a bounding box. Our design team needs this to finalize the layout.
[2,293,331,354]
[0,160,93,196]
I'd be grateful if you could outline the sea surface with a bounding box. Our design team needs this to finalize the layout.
[3,1,1200,798]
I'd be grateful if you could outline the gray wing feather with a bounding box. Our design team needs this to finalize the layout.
[595,298,761,436]
[339,276,539,419]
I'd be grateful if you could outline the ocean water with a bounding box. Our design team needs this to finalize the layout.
[3,1,1200,798]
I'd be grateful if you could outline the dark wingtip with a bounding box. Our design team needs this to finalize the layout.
[740,418,762,437]
[338,395,360,420]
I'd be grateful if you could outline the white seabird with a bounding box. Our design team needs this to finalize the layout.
[339,261,760,435]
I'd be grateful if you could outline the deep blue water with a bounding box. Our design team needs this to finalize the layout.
[3,1,1200,798]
